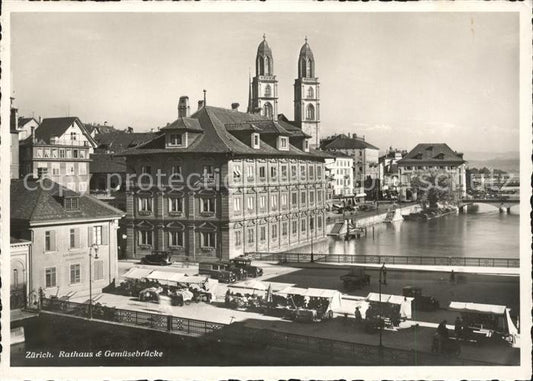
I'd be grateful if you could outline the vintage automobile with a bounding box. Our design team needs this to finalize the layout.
[229,256,263,278]
[340,268,371,290]
[402,286,440,312]
[140,251,172,266]
[198,262,238,283]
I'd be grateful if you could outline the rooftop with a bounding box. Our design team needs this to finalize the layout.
[11,179,125,224]
[90,153,127,173]
[94,131,157,153]
[397,143,466,165]
[320,134,379,151]
[31,117,95,146]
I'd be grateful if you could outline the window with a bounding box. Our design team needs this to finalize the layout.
[301,191,306,204]
[70,264,81,284]
[73,149,79,158]
[279,137,288,150]
[170,134,183,145]
[171,165,182,176]
[264,102,273,118]
[309,166,315,179]
[51,149,58,158]
[35,149,43,158]
[203,165,214,179]
[270,166,277,179]
[64,197,79,210]
[37,167,48,178]
[310,217,315,231]
[271,194,278,210]
[246,164,254,180]
[138,197,152,212]
[94,260,104,281]
[309,191,315,205]
[281,165,288,180]
[45,267,57,288]
[301,218,307,232]
[259,166,266,179]
[292,220,298,234]
[43,149,50,158]
[317,190,323,203]
[234,197,241,212]
[306,104,315,120]
[259,195,266,209]
[67,163,75,175]
[247,196,254,211]
[169,197,184,213]
[169,231,184,247]
[307,87,314,99]
[233,166,242,182]
[291,165,297,179]
[252,133,260,148]
[71,132,77,141]
[235,231,242,246]
[282,222,288,237]
[201,198,215,213]
[271,224,278,240]
[300,165,307,180]
[92,226,103,245]
[247,228,254,244]
[59,149,66,158]
[45,231,55,251]
[317,215,323,229]
[304,140,309,151]
[141,166,151,174]
[69,228,79,249]
[291,192,298,207]
[281,193,288,208]
[80,150,86,159]
[265,84,272,97]
[139,230,153,246]
[66,149,72,158]
[260,226,266,241]
[201,232,216,248]
[52,163,60,176]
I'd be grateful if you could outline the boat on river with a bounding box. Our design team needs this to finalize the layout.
[402,206,458,221]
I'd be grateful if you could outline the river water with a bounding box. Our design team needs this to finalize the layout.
[328,204,520,258]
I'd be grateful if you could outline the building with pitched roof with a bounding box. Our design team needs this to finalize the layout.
[320,133,380,197]
[19,117,97,193]
[17,116,40,141]
[324,151,354,201]
[11,179,125,299]
[120,101,329,261]
[397,143,467,201]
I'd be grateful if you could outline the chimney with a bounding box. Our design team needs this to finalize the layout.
[352,133,357,139]
[38,116,42,124]
[198,100,204,110]
[31,126,36,143]
[178,96,190,118]
[231,102,240,111]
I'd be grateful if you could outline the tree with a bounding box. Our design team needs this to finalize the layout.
[409,170,460,209]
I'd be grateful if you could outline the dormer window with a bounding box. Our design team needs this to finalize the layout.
[166,132,187,148]
[252,133,260,149]
[170,134,182,145]
[64,197,79,211]
[278,136,289,151]
[303,139,310,152]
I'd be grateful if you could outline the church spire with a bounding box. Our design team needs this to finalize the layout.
[250,35,278,119]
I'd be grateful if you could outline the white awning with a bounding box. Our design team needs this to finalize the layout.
[449,301,507,315]
[122,267,153,280]
[355,193,367,198]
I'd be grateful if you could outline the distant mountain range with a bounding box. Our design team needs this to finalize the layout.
[463,151,520,173]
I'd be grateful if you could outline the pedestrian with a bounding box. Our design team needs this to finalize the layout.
[354,307,363,324]
[450,269,455,282]
[436,319,449,352]
[454,316,463,339]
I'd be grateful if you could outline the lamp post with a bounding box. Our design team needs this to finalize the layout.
[378,264,386,359]
[89,244,99,319]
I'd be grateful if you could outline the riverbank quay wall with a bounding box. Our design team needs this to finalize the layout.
[16,307,496,366]
[352,204,420,228]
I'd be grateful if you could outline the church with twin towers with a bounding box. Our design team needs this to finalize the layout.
[247,35,320,147]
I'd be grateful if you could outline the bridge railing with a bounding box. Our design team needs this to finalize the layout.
[247,253,519,268]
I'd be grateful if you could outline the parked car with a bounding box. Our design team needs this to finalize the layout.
[141,251,172,266]
[198,262,237,283]
[402,286,439,312]
[229,257,263,278]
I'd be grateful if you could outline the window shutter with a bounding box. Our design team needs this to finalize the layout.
[88,226,93,246]
[102,225,109,245]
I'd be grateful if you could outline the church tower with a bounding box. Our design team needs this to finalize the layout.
[294,37,320,147]
[249,35,278,120]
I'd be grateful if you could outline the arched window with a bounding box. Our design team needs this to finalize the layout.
[306,104,315,120]
[307,87,314,99]
[265,56,271,75]
[257,57,264,75]
[265,84,272,97]
[264,102,273,118]
[306,59,313,77]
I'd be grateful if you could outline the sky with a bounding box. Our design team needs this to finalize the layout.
[11,12,519,154]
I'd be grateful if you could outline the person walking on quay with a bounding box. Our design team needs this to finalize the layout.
[354,306,363,324]
[436,319,449,352]
[454,316,463,340]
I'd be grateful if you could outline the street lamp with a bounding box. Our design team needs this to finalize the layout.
[378,264,387,354]
[89,244,99,319]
